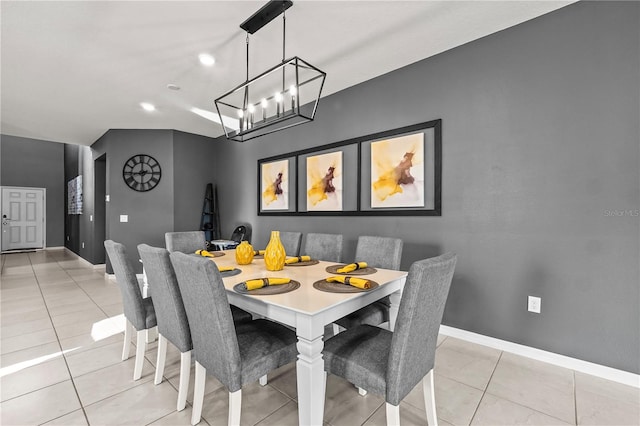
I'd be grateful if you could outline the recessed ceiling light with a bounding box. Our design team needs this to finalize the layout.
[140,102,156,112]
[198,53,215,67]
[167,84,181,91]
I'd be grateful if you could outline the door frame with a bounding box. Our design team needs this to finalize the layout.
[1,186,47,252]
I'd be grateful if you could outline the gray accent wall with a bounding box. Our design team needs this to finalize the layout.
[213,2,640,373]
[91,130,175,272]
[172,131,220,232]
[1,134,65,247]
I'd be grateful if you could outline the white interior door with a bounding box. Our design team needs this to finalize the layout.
[1,187,46,251]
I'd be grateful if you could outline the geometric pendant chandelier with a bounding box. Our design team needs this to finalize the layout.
[215,0,326,142]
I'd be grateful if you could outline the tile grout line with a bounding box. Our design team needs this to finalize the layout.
[468,349,504,424]
[27,251,92,426]
[477,349,579,425]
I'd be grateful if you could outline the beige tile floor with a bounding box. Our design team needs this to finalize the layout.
[1,249,638,426]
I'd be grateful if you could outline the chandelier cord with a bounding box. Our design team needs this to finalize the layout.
[282,7,286,92]
[244,32,250,110]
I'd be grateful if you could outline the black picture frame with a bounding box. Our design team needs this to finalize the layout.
[257,119,442,216]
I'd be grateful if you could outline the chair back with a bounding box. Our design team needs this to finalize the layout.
[137,244,192,353]
[230,224,252,243]
[279,231,303,257]
[169,252,242,391]
[165,231,206,253]
[386,252,457,405]
[304,233,343,262]
[104,240,146,330]
[354,236,403,270]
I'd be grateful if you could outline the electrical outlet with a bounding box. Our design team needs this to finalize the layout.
[528,296,541,313]
[90,215,93,222]
[82,242,85,249]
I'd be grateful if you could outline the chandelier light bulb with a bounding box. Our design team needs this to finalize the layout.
[275,92,282,116]
[261,98,268,121]
[290,85,297,110]
[237,109,244,131]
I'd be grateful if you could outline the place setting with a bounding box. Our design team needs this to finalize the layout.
[217,265,242,278]
[313,275,379,293]
[325,261,377,275]
[233,277,301,295]
[194,249,225,258]
[284,255,319,267]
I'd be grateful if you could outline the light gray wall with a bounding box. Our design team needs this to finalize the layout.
[172,131,219,232]
[213,1,640,373]
[1,134,65,247]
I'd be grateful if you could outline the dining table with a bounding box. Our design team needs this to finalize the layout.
[211,250,408,426]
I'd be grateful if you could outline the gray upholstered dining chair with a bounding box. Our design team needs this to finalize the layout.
[279,231,303,257]
[303,232,343,262]
[165,231,206,253]
[137,244,252,411]
[169,252,298,426]
[104,240,157,381]
[323,252,457,426]
[335,236,404,331]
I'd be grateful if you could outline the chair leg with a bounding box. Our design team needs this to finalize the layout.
[358,386,368,396]
[385,402,400,426]
[121,320,132,361]
[423,369,438,426]
[259,374,268,386]
[146,325,157,343]
[154,334,167,385]
[177,351,191,411]
[191,361,206,425]
[228,389,242,426]
[133,329,146,380]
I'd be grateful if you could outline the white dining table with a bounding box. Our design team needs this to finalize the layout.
[212,251,408,426]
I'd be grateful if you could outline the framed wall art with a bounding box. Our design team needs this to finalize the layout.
[258,157,296,213]
[257,119,441,216]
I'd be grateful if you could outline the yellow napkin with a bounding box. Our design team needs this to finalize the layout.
[254,250,266,256]
[195,249,216,258]
[326,276,371,289]
[243,277,290,291]
[285,256,312,265]
[336,262,368,273]
[218,266,235,272]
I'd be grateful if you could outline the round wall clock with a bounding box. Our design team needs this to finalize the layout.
[122,154,162,192]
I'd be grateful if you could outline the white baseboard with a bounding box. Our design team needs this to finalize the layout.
[62,248,106,270]
[439,325,640,388]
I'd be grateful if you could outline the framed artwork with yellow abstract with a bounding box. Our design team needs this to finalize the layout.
[305,151,343,211]
[370,133,424,208]
[259,158,294,212]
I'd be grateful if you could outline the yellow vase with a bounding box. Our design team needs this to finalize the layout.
[235,241,254,265]
[264,230,286,271]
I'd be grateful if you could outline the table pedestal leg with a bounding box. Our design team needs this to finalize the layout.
[296,335,325,426]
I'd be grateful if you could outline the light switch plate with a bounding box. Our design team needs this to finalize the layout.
[120,215,128,223]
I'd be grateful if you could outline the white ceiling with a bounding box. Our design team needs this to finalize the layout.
[1,1,574,146]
